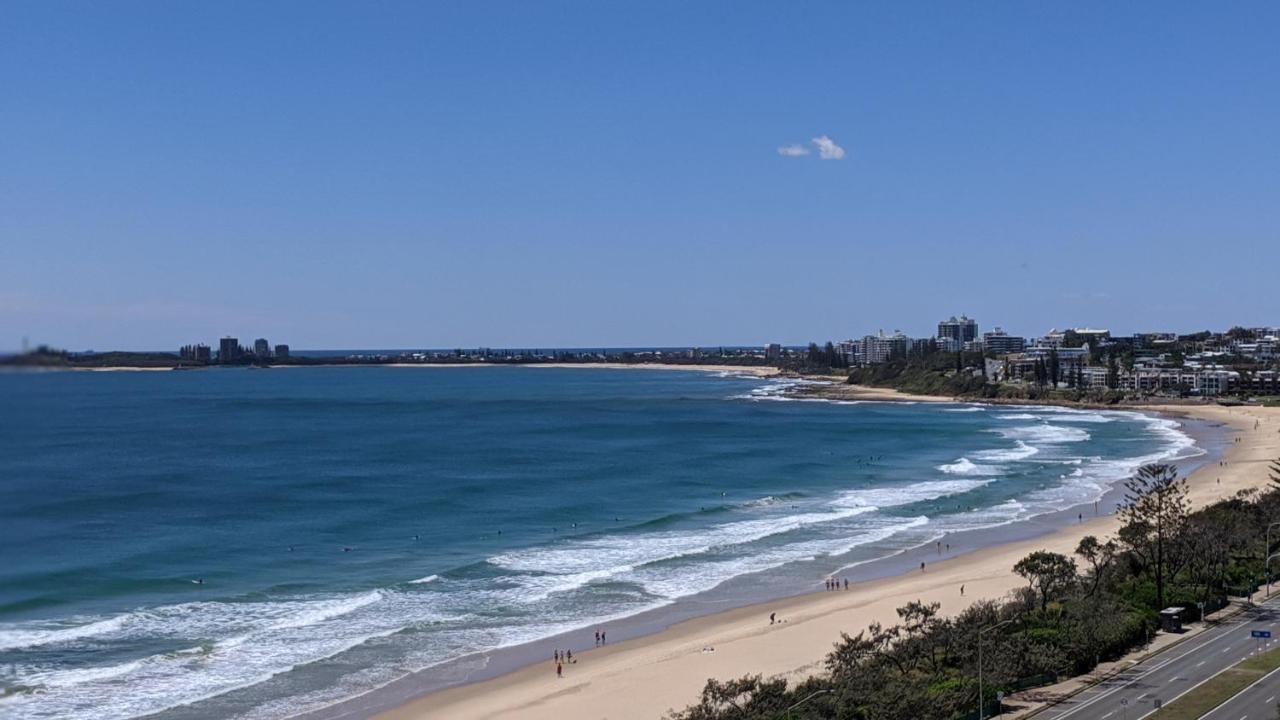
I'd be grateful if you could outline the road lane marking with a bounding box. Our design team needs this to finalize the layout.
[1054,601,1279,719]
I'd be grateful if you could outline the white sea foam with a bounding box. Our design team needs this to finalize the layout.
[489,504,879,578]
[833,479,993,508]
[937,458,1004,476]
[630,516,931,599]
[973,440,1040,462]
[994,413,1037,420]
[994,423,1090,444]
[2,589,467,720]
[0,614,129,651]
[943,405,985,413]
[408,574,439,584]
[267,590,383,631]
[6,398,1207,720]
[1040,412,1114,423]
[1011,410,1201,512]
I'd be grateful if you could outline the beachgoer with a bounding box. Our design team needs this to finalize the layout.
[770,612,776,625]
[920,562,926,572]
[601,631,606,643]
[844,578,849,590]
[556,662,562,678]
[961,584,965,596]
[595,631,600,645]
[554,650,560,662]
[566,649,573,663]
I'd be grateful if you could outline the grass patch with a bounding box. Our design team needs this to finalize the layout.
[1239,645,1280,673]
[1149,646,1280,719]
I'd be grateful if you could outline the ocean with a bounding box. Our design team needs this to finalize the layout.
[0,367,1204,719]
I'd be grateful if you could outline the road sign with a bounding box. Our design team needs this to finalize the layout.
[1252,630,1272,638]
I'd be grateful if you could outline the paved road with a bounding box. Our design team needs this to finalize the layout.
[1199,662,1280,720]
[1034,597,1280,720]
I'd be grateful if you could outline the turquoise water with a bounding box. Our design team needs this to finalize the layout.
[0,368,1199,719]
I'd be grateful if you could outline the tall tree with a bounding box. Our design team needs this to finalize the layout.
[1075,535,1118,598]
[1013,550,1077,611]
[1118,464,1190,610]
[1048,349,1061,388]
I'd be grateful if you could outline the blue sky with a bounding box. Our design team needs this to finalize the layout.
[2,2,1277,351]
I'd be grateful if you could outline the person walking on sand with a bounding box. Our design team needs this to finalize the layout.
[566,649,573,663]
[770,612,776,625]
[601,630,606,644]
[595,630,600,646]
[961,584,965,596]
[556,662,562,678]
[920,562,926,572]
[844,578,849,590]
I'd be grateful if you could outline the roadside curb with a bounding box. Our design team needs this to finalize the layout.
[1017,599,1256,718]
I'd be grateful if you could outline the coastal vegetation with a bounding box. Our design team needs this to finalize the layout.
[668,463,1280,720]
[843,349,1130,404]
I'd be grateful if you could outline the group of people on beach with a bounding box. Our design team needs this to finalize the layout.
[824,577,849,591]
[552,648,575,679]
[553,629,607,678]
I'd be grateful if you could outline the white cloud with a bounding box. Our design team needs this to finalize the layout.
[777,144,810,157]
[811,135,846,160]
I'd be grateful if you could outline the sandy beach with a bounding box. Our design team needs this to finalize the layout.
[375,402,1279,720]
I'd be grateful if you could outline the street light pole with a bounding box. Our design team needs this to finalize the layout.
[1266,522,1280,597]
[785,688,832,719]
[978,619,1015,720]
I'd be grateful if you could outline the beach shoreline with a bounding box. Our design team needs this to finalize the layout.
[314,402,1278,720]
